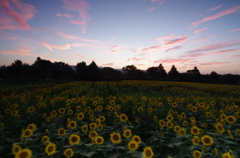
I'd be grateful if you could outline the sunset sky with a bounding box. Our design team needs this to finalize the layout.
[0,0,240,74]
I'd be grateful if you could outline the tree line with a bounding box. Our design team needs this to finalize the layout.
[0,57,239,84]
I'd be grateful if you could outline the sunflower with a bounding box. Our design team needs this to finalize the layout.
[45,142,57,156]
[138,107,143,112]
[69,120,77,129]
[120,114,128,122]
[201,135,214,146]
[191,136,200,145]
[136,118,140,123]
[236,129,240,135]
[21,129,33,138]
[89,130,98,140]
[147,108,153,113]
[82,125,88,133]
[15,148,32,158]
[76,106,81,111]
[50,110,57,117]
[214,123,225,133]
[191,106,197,112]
[171,102,177,107]
[58,128,66,136]
[123,129,132,138]
[173,126,181,133]
[90,122,97,129]
[42,113,47,118]
[94,136,104,145]
[236,111,240,118]
[159,120,165,127]
[222,152,233,158]
[64,148,74,158]
[166,121,173,128]
[193,150,201,158]
[69,134,80,145]
[42,136,50,144]
[178,128,186,136]
[27,123,37,132]
[132,135,141,144]
[225,116,237,124]
[128,140,139,151]
[58,108,66,114]
[97,106,103,111]
[214,148,218,155]
[68,110,73,115]
[166,115,174,121]
[5,109,11,114]
[65,104,71,109]
[182,121,188,127]
[220,114,227,120]
[27,106,35,113]
[12,144,21,155]
[99,116,105,122]
[190,126,200,135]
[110,132,121,144]
[142,146,154,158]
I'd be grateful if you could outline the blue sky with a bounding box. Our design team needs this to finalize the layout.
[0,0,240,74]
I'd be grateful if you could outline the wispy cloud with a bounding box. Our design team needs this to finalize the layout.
[140,45,161,52]
[56,13,73,18]
[166,46,181,52]
[156,35,173,41]
[62,0,91,33]
[205,4,223,12]
[229,54,240,58]
[186,40,240,53]
[200,62,229,66]
[42,42,88,51]
[102,63,114,66]
[150,0,165,5]
[73,52,83,57]
[55,32,103,43]
[148,7,155,12]
[228,28,240,33]
[162,36,188,47]
[127,57,146,62]
[0,0,37,30]
[190,5,240,28]
[154,58,195,64]
[1,44,35,56]
[194,27,207,34]
[109,45,121,54]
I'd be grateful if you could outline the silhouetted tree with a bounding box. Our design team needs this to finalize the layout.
[158,64,167,80]
[147,66,159,80]
[101,67,122,81]
[210,71,220,83]
[32,57,52,78]
[122,65,138,79]
[52,61,75,78]
[6,60,30,78]
[168,65,179,80]
[146,63,167,80]
[76,61,87,80]
[87,61,102,81]
[187,66,202,82]
[0,65,6,78]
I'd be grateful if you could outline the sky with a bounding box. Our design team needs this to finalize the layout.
[0,0,240,75]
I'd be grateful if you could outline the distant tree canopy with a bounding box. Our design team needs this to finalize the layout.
[1,57,239,84]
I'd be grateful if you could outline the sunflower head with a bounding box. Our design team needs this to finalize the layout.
[166,115,174,121]
[128,140,139,151]
[64,148,74,158]
[123,129,132,138]
[17,149,32,158]
[214,123,225,133]
[120,114,128,122]
[45,142,57,156]
[190,126,200,135]
[193,150,201,158]
[142,146,154,158]
[58,128,66,136]
[94,136,104,145]
[191,136,200,145]
[82,125,88,133]
[89,131,98,140]
[21,129,33,138]
[225,116,237,124]
[90,122,97,129]
[69,134,80,145]
[110,132,121,144]
[201,135,214,146]
[12,144,22,155]
[132,135,141,144]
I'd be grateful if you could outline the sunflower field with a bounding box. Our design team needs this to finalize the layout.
[0,81,240,158]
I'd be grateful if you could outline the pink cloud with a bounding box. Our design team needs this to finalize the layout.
[55,32,103,43]
[166,46,181,52]
[199,37,207,41]
[228,28,240,33]
[42,42,71,50]
[1,45,34,56]
[162,37,188,47]
[194,27,207,34]
[200,62,230,66]
[127,57,146,62]
[56,13,62,17]
[73,52,83,57]
[229,54,240,58]
[149,7,155,12]
[109,45,121,54]
[154,58,194,64]
[190,5,240,28]
[205,4,223,12]
[64,13,73,18]
[102,63,114,66]
[156,34,173,41]
[140,45,161,52]
[0,0,37,30]
[62,0,91,33]
[150,0,165,5]
[208,49,240,55]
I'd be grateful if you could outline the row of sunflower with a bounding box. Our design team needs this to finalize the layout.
[0,80,239,158]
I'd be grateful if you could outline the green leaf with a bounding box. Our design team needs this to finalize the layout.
[109,152,121,158]
[80,151,96,157]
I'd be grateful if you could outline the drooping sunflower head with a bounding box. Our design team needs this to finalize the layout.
[82,125,88,133]
[201,135,214,146]
[89,130,98,140]
[64,148,74,158]
[128,140,139,151]
[27,123,37,132]
[214,123,225,133]
[110,132,121,144]
[69,134,80,145]
[21,129,33,138]
[120,114,128,122]
[17,149,32,158]
[94,136,104,145]
[221,152,233,158]
[58,128,66,136]
[193,150,202,158]
[45,142,57,156]
[191,136,200,145]
[12,144,22,155]
[123,129,132,138]
[142,146,154,158]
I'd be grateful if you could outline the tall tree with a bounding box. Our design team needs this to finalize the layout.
[6,60,30,77]
[210,71,219,83]
[32,57,52,77]
[168,65,179,80]
[187,66,202,82]
[101,67,122,81]
[158,63,167,80]
[76,61,87,80]
[122,65,138,79]
[52,61,75,78]
[87,61,102,81]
